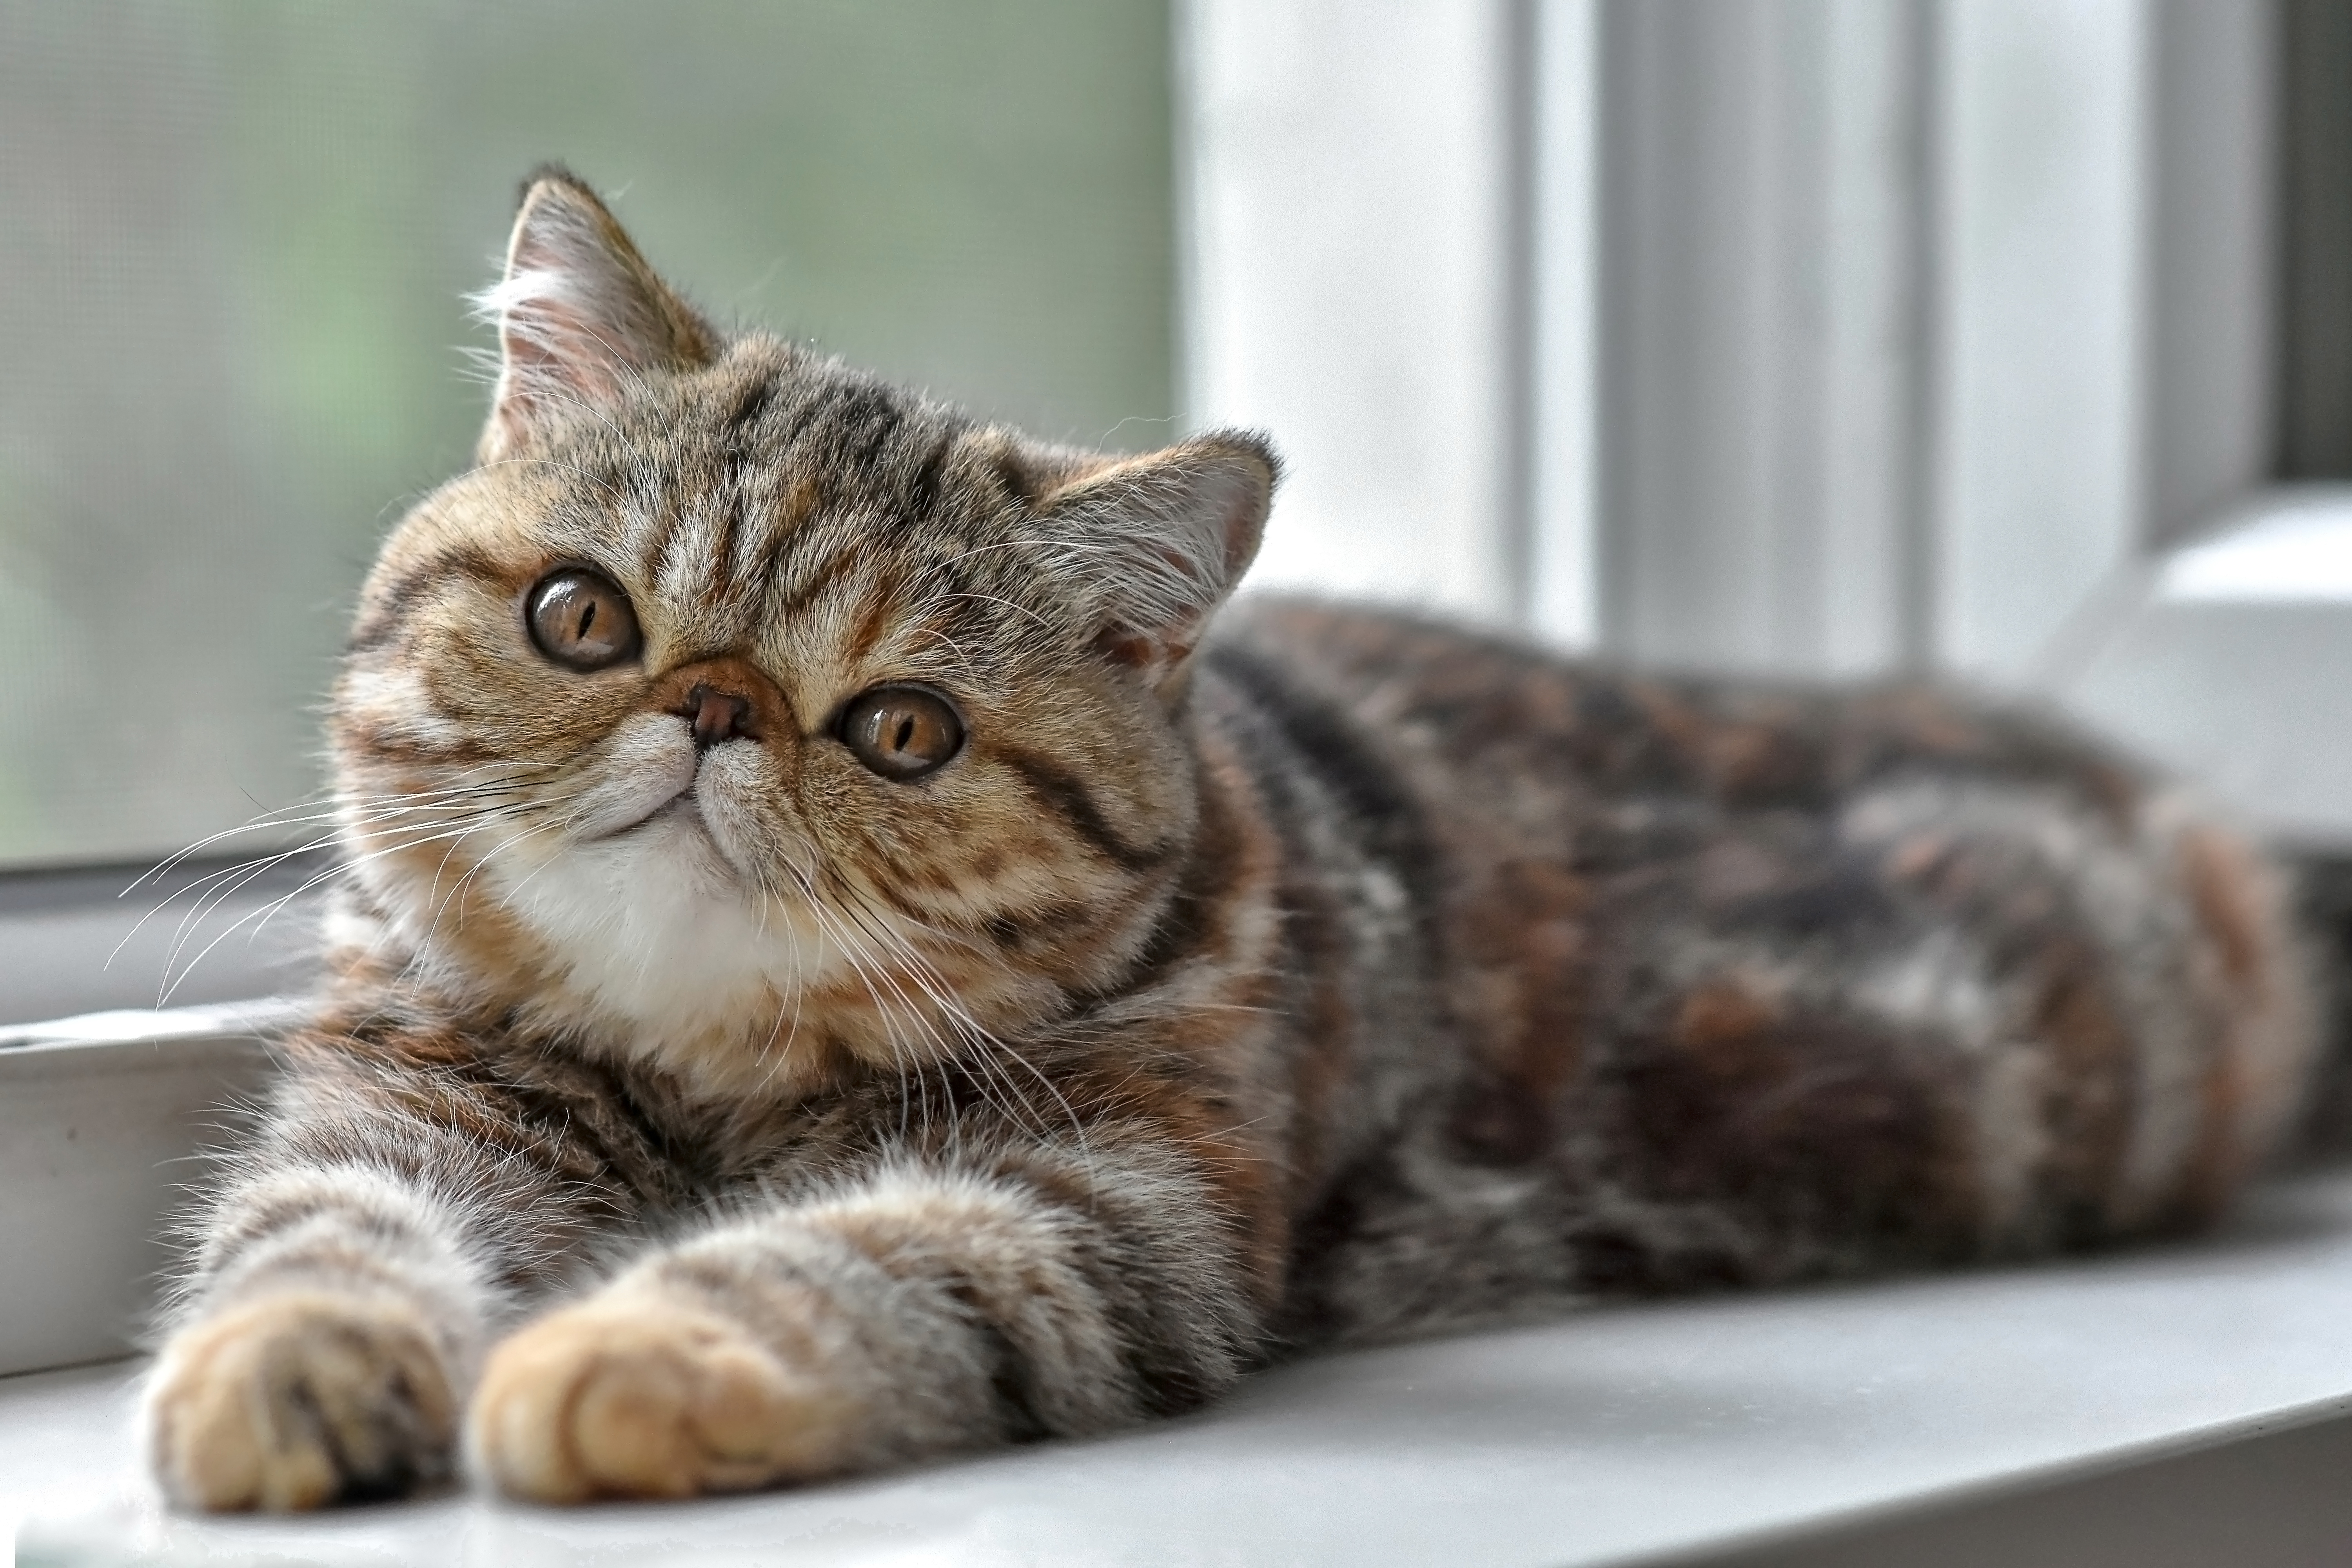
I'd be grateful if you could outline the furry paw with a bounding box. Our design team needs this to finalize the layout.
[145,1292,458,1512]
[468,1293,856,1503]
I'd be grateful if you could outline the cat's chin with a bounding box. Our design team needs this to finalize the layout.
[636,796,753,887]
[478,806,834,1058]
[581,788,757,888]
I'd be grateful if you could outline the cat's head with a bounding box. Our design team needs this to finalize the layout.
[328,168,1275,1095]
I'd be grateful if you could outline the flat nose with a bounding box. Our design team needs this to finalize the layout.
[678,682,756,748]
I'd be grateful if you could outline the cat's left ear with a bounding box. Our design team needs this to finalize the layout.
[1034,432,1278,685]
[475,166,718,462]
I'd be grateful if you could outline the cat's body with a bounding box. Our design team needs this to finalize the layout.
[145,172,2321,1512]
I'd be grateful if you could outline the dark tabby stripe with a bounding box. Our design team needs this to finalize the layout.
[996,746,1174,873]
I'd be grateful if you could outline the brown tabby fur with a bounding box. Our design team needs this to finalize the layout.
[145,169,2321,1511]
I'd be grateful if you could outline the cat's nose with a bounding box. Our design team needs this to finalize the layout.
[680,682,756,748]
[652,656,789,750]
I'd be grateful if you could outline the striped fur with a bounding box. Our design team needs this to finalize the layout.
[147,171,2325,1511]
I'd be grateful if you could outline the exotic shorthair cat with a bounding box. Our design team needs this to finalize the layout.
[145,169,2322,1511]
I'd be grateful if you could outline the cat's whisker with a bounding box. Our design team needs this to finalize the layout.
[129,769,553,897]
[820,882,1095,1184]
[803,888,998,1141]
[112,837,337,976]
[754,874,869,1114]
[903,624,980,679]
[150,837,347,990]
[235,795,546,962]
[408,815,553,962]
[916,590,1054,632]
[799,897,955,1123]
[738,880,820,1090]
[156,809,539,1004]
[466,797,601,918]
[125,788,529,974]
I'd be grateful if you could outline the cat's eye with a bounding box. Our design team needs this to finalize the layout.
[838,686,965,780]
[526,568,641,671]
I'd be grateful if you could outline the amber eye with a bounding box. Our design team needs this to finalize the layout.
[526,569,641,671]
[838,686,965,780]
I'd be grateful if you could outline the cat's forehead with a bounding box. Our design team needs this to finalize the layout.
[588,343,966,532]
[448,343,1039,684]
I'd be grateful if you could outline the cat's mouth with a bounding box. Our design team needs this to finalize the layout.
[592,783,703,843]
[646,786,709,836]
[644,788,755,874]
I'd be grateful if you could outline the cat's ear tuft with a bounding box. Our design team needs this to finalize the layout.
[474,167,718,462]
[1036,433,1278,683]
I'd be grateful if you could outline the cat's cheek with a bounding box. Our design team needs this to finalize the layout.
[466,1295,859,1503]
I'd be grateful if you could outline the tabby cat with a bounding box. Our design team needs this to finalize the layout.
[144,169,2320,1512]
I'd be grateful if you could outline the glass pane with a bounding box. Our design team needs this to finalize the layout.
[0,0,1174,868]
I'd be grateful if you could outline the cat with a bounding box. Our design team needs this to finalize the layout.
[143,166,2322,1511]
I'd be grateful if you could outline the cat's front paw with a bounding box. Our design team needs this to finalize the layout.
[144,1292,459,1512]
[468,1293,855,1503]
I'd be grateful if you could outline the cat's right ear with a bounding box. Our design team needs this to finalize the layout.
[474,167,718,463]
[1023,432,1278,689]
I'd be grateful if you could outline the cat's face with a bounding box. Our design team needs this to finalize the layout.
[327,171,1273,1095]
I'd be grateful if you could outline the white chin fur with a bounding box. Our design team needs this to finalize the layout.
[486,809,834,1044]
[475,712,836,1044]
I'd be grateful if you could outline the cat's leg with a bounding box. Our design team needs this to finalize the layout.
[144,1041,621,1512]
[143,1167,485,1511]
[469,1145,1254,1502]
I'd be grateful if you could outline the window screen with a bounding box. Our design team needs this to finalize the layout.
[0,0,1174,869]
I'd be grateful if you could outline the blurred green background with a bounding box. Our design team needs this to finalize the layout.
[0,0,1174,868]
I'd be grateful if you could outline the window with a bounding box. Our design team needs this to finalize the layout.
[0,0,1174,875]
[1188,0,2352,846]
[0,0,1181,1380]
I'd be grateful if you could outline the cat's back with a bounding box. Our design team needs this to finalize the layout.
[1197,597,2318,1318]
[1200,594,2142,834]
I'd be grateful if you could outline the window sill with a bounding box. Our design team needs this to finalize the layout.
[12,1168,2352,1567]
[0,1004,290,1378]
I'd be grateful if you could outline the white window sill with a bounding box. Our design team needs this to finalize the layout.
[9,1167,2352,1566]
[0,1004,289,1377]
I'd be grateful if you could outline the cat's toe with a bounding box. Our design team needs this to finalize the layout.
[144,1292,458,1512]
[468,1294,853,1504]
